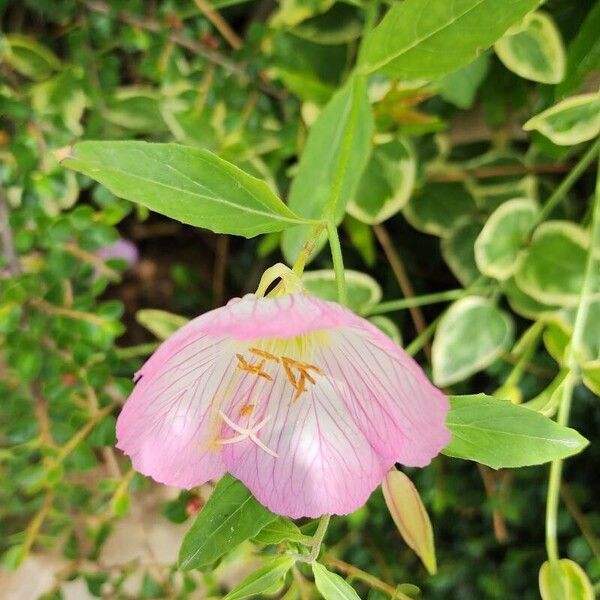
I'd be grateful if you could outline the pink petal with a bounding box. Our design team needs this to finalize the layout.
[117,293,450,517]
[116,333,232,488]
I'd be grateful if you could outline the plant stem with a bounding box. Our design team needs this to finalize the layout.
[405,314,442,357]
[295,514,331,563]
[365,288,468,316]
[327,222,347,305]
[536,138,600,225]
[323,556,403,598]
[373,224,430,357]
[545,152,600,562]
[0,189,20,276]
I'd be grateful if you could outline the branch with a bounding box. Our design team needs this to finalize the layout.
[193,0,242,50]
[0,189,20,276]
[81,0,283,99]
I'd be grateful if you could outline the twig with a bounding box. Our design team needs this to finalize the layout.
[0,189,20,276]
[560,482,600,559]
[193,0,242,49]
[81,0,283,99]
[323,556,400,598]
[31,381,55,448]
[21,491,56,559]
[30,298,108,326]
[373,224,430,359]
[477,464,509,544]
[64,241,120,281]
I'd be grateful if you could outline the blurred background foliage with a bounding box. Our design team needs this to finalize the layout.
[0,0,599,598]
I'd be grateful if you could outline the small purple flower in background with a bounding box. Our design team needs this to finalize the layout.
[96,238,139,270]
[116,288,450,518]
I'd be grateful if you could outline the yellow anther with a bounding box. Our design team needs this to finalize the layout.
[249,347,279,362]
[240,403,255,417]
[236,354,273,380]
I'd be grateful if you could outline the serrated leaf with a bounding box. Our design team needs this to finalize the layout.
[515,221,595,307]
[474,198,539,280]
[494,11,565,84]
[539,559,594,600]
[223,557,295,600]
[312,562,361,600]
[302,269,382,314]
[281,75,373,263]
[404,182,477,238]
[347,137,416,225]
[443,394,589,468]
[135,309,188,341]
[383,469,437,574]
[359,0,539,80]
[432,297,513,386]
[62,141,308,238]
[523,93,600,146]
[178,475,276,570]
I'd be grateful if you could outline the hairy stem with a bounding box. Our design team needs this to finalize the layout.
[365,288,469,316]
[295,514,331,563]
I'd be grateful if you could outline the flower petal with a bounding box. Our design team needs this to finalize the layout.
[116,332,235,488]
[318,324,450,468]
[220,358,387,518]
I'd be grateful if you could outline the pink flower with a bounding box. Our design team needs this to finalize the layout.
[116,293,450,518]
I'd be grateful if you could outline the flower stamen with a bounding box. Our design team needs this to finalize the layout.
[236,353,273,380]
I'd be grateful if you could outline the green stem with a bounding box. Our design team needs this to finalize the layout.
[327,221,347,305]
[545,151,600,562]
[296,514,331,563]
[365,288,469,316]
[405,314,442,357]
[536,138,600,225]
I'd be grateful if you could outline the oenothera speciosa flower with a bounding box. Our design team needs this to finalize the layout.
[116,265,450,518]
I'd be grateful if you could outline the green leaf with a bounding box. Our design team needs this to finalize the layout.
[441,217,483,286]
[104,87,167,133]
[438,53,491,109]
[178,475,276,570]
[557,1,600,96]
[432,297,513,386]
[474,198,539,280]
[523,93,600,146]
[223,557,295,600]
[292,3,363,45]
[582,359,600,396]
[281,75,374,264]
[135,309,189,341]
[383,469,437,575]
[515,221,594,307]
[347,137,416,225]
[359,0,539,80]
[62,141,307,238]
[312,562,361,600]
[503,277,559,319]
[302,269,382,314]
[253,517,312,545]
[443,394,589,469]
[539,559,594,600]
[404,182,477,238]
[3,34,61,80]
[494,11,565,84]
